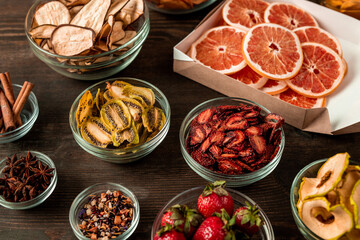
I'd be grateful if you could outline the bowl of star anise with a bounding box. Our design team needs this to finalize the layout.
[179,97,285,187]
[0,151,57,210]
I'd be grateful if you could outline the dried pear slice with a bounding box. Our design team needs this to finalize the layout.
[116,0,144,26]
[76,90,93,127]
[100,100,131,131]
[119,97,144,122]
[106,81,131,99]
[123,85,155,107]
[112,121,139,147]
[51,25,95,56]
[142,106,163,132]
[69,5,84,18]
[65,0,90,7]
[300,197,353,239]
[95,89,106,111]
[103,90,114,101]
[81,117,112,148]
[29,24,56,39]
[108,21,125,48]
[350,179,360,229]
[113,30,137,46]
[34,1,71,26]
[70,0,111,36]
[106,0,130,20]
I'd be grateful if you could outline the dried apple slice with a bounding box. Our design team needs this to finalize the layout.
[51,25,95,56]
[76,90,93,127]
[100,100,132,131]
[34,1,71,26]
[351,179,360,229]
[116,0,144,26]
[70,0,111,35]
[29,24,56,39]
[81,117,112,148]
[108,21,125,48]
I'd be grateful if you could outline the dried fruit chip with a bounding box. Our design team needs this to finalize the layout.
[76,90,93,127]
[116,0,144,26]
[108,21,125,48]
[100,100,132,131]
[51,25,95,56]
[29,24,57,39]
[69,5,84,18]
[112,121,139,146]
[119,97,144,122]
[123,85,155,107]
[65,0,90,7]
[34,1,71,26]
[106,0,131,20]
[113,30,137,46]
[142,106,164,132]
[81,117,112,148]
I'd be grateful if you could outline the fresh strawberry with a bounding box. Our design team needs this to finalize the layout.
[160,204,203,238]
[198,181,234,218]
[154,224,186,240]
[234,202,263,236]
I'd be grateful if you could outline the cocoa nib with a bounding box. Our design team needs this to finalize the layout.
[185,104,284,174]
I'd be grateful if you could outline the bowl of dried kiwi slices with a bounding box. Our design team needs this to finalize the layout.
[69,77,170,163]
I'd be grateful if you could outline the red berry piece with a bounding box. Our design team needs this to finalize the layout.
[234,202,263,236]
[154,228,186,240]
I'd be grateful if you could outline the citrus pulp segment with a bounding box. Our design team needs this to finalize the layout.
[222,0,269,30]
[264,2,318,30]
[260,79,288,95]
[242,23,303,80]
[190,26,247,75]
[286,42,345,98]
[294,26,343,56]
[274,88,326,108]
[229,65,268,89]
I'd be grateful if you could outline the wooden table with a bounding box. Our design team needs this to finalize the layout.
[1,0,359,239]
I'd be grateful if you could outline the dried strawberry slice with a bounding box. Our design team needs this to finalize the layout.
[189,125,206,146]
[236,160,255,172]
[224,115,248,130]
[248,135,266,155]
[197,108,215,125]
[209,145,222,157]
[218,159,243,174]
[220,153,238,158]
[191,150,215,167]
[243,110,259,119]
[245,126,263,136]
[199,137,212,153]
[209,131,225,145]
[226,131,245,148]
[238,147,253,157]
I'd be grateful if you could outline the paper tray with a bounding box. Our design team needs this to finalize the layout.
[173,0,360,135]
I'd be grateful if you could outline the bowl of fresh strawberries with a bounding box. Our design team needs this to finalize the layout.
[151,181,274,239]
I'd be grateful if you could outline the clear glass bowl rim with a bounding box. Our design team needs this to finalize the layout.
[69,182,140,240]
[179,96,285,181]
[69,77,171,154]
[0,150,57,209]
[151,186,275,239]
[24,0,150,60]
[145,0,217,15]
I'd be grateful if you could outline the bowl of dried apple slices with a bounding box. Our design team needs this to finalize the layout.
[25,0,150,80]
[69,77,170,163]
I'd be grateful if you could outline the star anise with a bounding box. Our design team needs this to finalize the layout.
[31,161,54,185]
[2,154,23,177]
[18,151,38,179]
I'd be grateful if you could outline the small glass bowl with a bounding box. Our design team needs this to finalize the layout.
[69,182,140,240]
[69,77,170,163]
[25,0,150,80]
[0,151,57,210]
[179,97,285,187]
[151,186,274,239]
[146,0,217,14]
[0,84,39,143]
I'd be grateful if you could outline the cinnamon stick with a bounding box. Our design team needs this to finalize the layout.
[0,72,15,107]
[13,81,34,126]
[0,88,15,132]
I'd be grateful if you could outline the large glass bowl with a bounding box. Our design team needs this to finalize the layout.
[25,0,150,80]
[179,97,285,187]
[146,0,217,14]
[0,84,39,143]
[69,77,170,163]
[151,186,274,239]
[69,182,140,240]
[0,151,57,210]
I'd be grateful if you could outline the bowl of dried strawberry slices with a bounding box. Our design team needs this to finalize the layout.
[179,97,285,187]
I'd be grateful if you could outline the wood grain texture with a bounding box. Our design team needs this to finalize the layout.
[0,0,358,239]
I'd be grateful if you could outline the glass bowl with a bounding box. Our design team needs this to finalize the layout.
[25,0,150,80]
[69,182,140,240]
[0,150,57,210]
[0,84,39,143]
[69,77,170,163]
[179,97,285,187]
[151,186,274,239]
[146,0,217,14]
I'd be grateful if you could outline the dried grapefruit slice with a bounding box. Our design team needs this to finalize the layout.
[242,23,303,80]
[274,88,326,108]
[294,26,343,57]
[229,66,268,89]
[264,2,318,30]
[260,79,288,95]
[286,42,345,98]
[190,26,247,75]
[222,0,269,30]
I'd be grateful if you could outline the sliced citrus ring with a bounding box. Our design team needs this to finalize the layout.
[264,2,318,30]
[286,42,345,98]
[274,88,326,108]
[222,0,269,30]
[294,26,343,57]
[242,23,303,80]
[229,66,268,89]
[190,26,247,75]
[260,79,288,95]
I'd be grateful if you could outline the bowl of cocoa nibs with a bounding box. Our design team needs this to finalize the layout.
[0,151,57,210]
[179,97,285,187]
[69,182,140,240]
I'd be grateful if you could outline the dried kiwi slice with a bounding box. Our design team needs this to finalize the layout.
[112,121,139,147]
[103,90,114,102]
[142,106,164,132]
[122,85,155,107]
[81,117,112,148]
[101,100,132,131]
[76,90,93,127]
[119,97,144,122]
[106,80,131,99]
[95,89,106,111]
